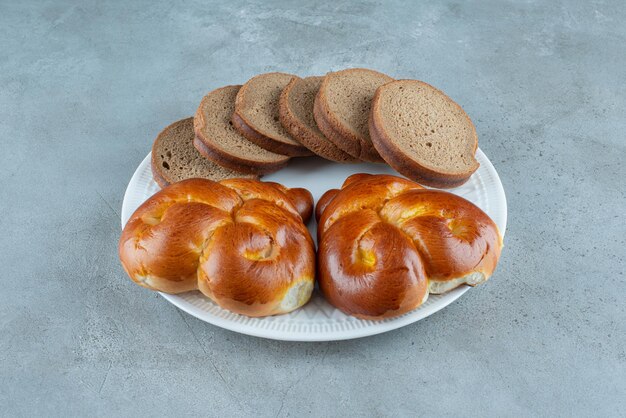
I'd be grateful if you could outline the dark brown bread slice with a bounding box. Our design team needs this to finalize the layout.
[151,117,257,188]
[194,85,290,175]
[370,79,479,188]
[279,76,359,163]
[232,72,312,157]
[313,68,394,162]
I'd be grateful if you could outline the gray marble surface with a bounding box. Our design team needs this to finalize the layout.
[1,1,624,416]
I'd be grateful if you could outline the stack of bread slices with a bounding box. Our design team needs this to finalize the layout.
[151,68,479,189]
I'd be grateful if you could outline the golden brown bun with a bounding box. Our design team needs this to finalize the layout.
[317,173,502,320]
[119,178,315,317]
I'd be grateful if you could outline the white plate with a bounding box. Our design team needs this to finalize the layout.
[121,149,507,341]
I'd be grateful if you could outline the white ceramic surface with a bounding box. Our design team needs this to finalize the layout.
[121,149,507,341]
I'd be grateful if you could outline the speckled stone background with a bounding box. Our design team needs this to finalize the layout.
[1,1,624,416]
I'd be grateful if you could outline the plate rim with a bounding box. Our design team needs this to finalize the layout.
[121,149,507,341]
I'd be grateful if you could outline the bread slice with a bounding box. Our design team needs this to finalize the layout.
[370,79,479,188]
[232,72,312,157]
[194,85,290,175]
[151,117,257,188]
[313,68,394,162]
[279,76,359,163]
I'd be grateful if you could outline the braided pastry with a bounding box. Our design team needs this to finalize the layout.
[119,178,315,317]
[316,173,502,320]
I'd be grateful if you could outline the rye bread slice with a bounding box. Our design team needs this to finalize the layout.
[151,117,257,188]
[279,76,359,163]
[232,72,312,157]
[370,79,479,188]
[194,85,290,175]
[313,68,394,162]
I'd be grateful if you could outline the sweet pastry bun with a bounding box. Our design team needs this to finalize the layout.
[119,178,315,317]
[316,173,502,319]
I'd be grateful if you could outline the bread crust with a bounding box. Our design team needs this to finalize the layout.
[194,85,290,175]
[369,80,479,188]
[151,118,190,188]
[233,72,312,157]
[193,135,287,175]
[150,155,171,188]
[314,68,392,163]
[231,110,311,157]
[279,76,359,163]
[151,117,258,188]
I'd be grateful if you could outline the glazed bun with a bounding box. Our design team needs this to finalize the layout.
[316,173,502,320]
[119,178,315,317]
